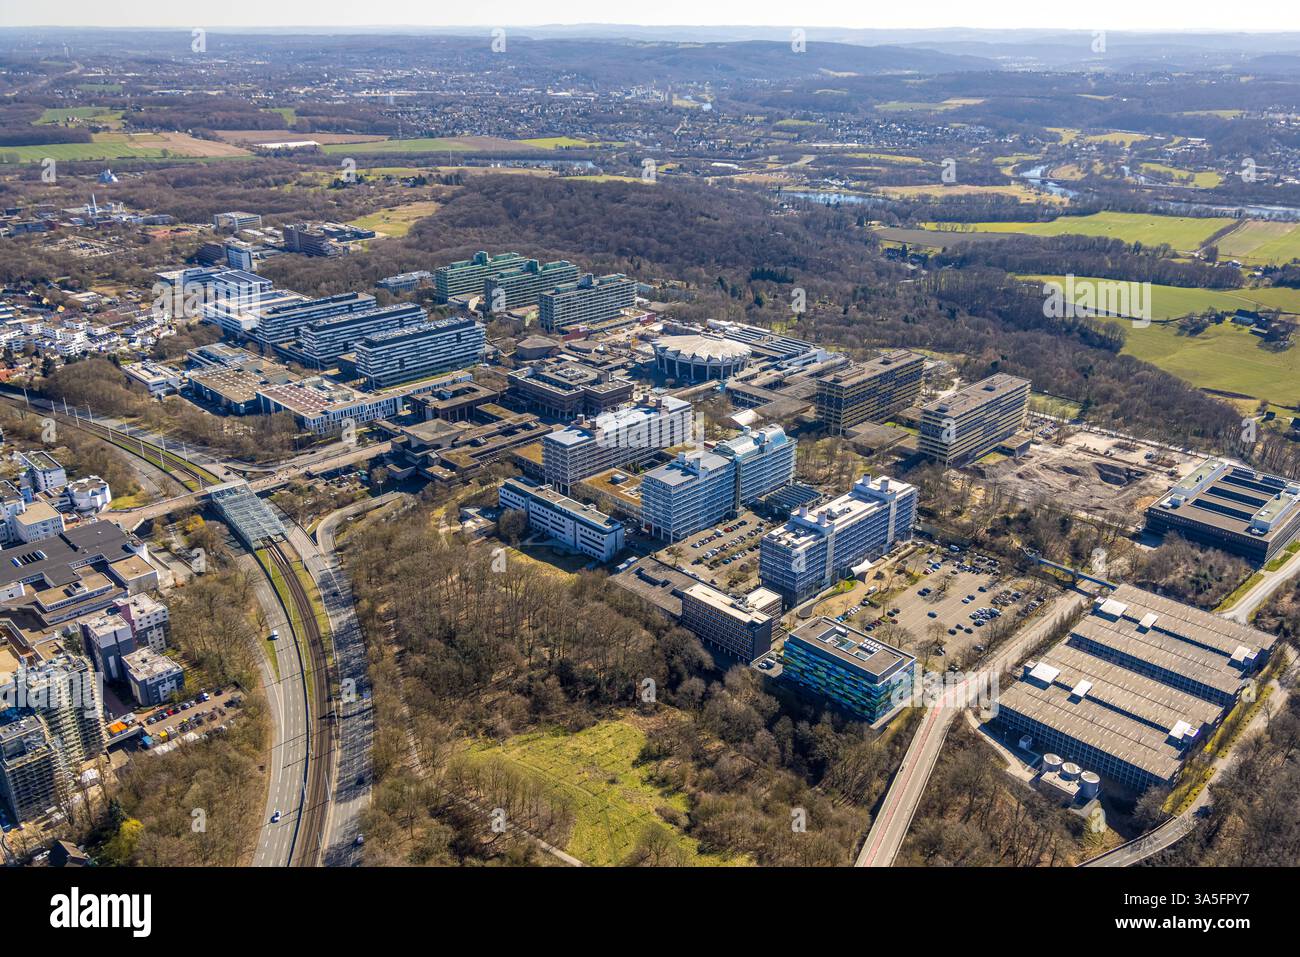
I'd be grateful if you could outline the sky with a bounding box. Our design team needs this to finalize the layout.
[1,1,1297,32]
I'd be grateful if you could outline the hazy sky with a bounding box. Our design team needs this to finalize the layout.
[1,1,1295,32]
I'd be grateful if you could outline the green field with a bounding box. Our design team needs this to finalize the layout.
[323,135,578,155]
[927,211,1234,253]
[1217,220,1300,265]
[348,200,440,237]
[1025,274,1300,319]
[1025,275,1300,403]
[1140,162,1223,189]
[516,136,590,149]
[465,717,744,866]
[36,106,124,127]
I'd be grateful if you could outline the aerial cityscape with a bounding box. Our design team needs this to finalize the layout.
[0,3,1297,927]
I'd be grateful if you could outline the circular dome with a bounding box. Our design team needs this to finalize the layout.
[652,335,751,363]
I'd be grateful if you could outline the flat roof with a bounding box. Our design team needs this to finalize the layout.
[787,616,913,681]
[922,373,1030,417]
[817,349,925,388]
[1150,459,1300,545]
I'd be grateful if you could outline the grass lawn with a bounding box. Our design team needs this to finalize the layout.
[348,200,440,237]
[0,131,248,164]
[36,106,124,127]
[1021,274,1300,319]
[846,151,925,165]
[927,212,1234,253]
[1217,220,1300,265]
[465,716,745,866]
[516,136,591,149]
[879,183,1058,203]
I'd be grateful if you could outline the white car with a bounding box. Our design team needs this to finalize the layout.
[270,810,282,824]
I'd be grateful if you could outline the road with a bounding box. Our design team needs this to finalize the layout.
[856,589,1089,867]
[1222,545,1300,624]
[293,493,403,865]
[244,550,311,868]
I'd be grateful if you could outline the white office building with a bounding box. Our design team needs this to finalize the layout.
[499,477,625,562]
[542,395,693,494]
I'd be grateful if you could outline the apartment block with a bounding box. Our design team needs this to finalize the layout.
[354,316,486,389]
[499,477,625,562]
[82,613,135,682]
[781,617,915,724]
[918,373,1030,466]
[760,475,916,605]
[1146,459,1300,564]
[814,349,926,435]
[538,273,636,332]
[0,717,68,823]
[3,655,106,767]
[434,251,526,302]
[484,260,579,312]
[994,585,1277,792]
[20,450,67,493]
[542,396,693,494]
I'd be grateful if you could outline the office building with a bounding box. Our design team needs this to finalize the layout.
[538,273,636,332]
[255,292,377,347]
[781,617,915,723]
[640,426,796,541]
[499,477,625,562]
[507,360,635,419]
[760,475,916,605]
[994,585,1277,792]
[1146,459,1300,564]
[679,582,776,661]
[377,270,432,293]
[0,717,68,822]
[257,378,400,435]
[122,648,184,707]
[641,449,735,541]
[354,316,486,389]
[814,350,926,435]
[82,613,135,682]
[919,373,1031,465]
[114,593,170,654]
[11,501,66,544]
[542,396,693,494]
[212,211,261,232]
[434,251,527,303]
[484,259,579,312]
[283,223,339,257]
[299,303,426,367]
[66,476,113,515]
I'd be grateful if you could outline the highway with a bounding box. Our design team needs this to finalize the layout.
[856,589,1089,866]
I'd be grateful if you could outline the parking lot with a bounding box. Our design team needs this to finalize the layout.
[819,546,1053,668]
[656,509,771,596]
[134,686,243,748]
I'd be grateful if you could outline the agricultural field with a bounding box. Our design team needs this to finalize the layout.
[36,106,124,128]
[1139,162,1223,188]
[844,152,926,165]
[1216,220,1300,265]
[464,716,744,866]
[215,129,388,146]
[322,135,551,155]
[348,200,440,237]
[875,97,982,111]
[0,131,250,164]
[516,136,593,149]
[925,211,1235,252]
[877,183,1062,203]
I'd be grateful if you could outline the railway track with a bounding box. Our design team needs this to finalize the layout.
[266,541,334,868]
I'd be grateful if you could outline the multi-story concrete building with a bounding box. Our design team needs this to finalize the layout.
[4,655,105,767]
[11,501,65,545]
[538,273,636,332]
[760,475,916,605]
[652,335,752,382]
[506,360,635,419]
[1146,459,1300,564]
[257,378,400,435]
[0,717,68,823]
[814,350,926,435]
[640,426,796,541]
[679,582,777,661]
[918,373,1031,465]
[212,211,261,232]
[434,251,526,303]
[114,593,170,654]
[255,292,377,347]
[499,477,625,562]
[377,270,432,294]
[994,585,1277,792]
[354,316,486,389]
[542,395,693,494]
[122,648,185,707]
[642,449,735,541]
[781,617,915,723]
[299,303,426,367]
[484,260,579,312]
[82,613,135,682]
[20,450,67,493]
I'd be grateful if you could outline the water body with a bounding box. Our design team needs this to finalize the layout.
[783,190,886,207]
